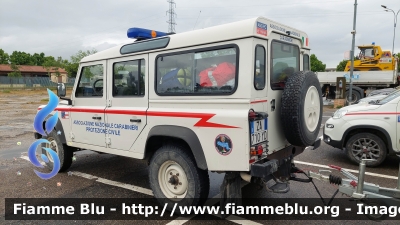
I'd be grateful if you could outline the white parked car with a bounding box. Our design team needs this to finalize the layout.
[324,90,400,167]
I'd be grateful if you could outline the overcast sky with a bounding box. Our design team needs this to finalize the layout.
[0,0,399,68]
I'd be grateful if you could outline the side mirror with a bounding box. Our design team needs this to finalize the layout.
[57,83,66,97]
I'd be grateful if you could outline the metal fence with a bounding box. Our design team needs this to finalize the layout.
[0,77,75,88]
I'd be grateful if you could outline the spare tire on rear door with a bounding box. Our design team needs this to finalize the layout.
[280,71,322,147]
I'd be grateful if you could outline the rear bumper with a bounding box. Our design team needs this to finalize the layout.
[250,145,304,179]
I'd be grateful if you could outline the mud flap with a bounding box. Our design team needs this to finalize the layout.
[220,172,242,218]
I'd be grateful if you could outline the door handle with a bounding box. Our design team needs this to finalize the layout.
[130,119,141,123]
[92,117,101,120]
[271,99,276,112]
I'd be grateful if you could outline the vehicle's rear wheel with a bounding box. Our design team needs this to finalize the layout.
[345,133,387,167]
[281,71,323,147]
[42,130,73,172]
[149,144,210,211]
[346,89,361,104]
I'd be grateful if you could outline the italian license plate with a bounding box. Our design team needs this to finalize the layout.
[250,119,268,145]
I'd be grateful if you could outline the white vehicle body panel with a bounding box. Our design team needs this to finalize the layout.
[317,71,397,86]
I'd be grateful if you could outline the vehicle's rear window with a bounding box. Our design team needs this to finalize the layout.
[254,45,266,90]
[270,41,299,90]
[156,45,239,95]
[303,54,310,71]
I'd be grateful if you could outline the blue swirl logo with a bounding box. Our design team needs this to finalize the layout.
[28,89,61,179]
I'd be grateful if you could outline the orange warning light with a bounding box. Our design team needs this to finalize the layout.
[151,30,157,38]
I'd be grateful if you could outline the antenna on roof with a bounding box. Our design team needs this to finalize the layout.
[166,0,177,33]
[193,11,201,30]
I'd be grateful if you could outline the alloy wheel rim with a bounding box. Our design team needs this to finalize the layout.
[351,138,381,161]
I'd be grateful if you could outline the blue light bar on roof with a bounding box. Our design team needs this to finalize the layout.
[127,27,168,40]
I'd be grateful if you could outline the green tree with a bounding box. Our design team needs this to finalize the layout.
[336,59,348,71]
[9,51,34,65]
[7,64,22,87]
[65,49,97,78]
[31,52,46,66]
[310,54,326,72]
[7,64,22,77]
[396,53,400,72]
[0,49,10,64]
[42,56,67,81]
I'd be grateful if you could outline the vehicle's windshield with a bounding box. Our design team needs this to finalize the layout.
[375,89,400,105]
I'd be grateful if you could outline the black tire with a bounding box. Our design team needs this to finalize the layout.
[353,86,364,98]
[345,89,361,104]
[149,144,210,211]
[345,133,387,167]
[281,71,322,147]
[42,130,73,172]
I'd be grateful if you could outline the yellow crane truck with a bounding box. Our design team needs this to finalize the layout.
[317,43,399,104]
[345,43,396,71]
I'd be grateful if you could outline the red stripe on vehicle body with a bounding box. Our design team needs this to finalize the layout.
[39,107,238,128]
[250,99,268,104]
[147,111,238,128]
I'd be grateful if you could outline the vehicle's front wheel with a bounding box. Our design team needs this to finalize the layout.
[42,130,73,172]
[345,133,387,167]
[149,144,209,211]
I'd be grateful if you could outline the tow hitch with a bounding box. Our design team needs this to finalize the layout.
[308,158,400,221]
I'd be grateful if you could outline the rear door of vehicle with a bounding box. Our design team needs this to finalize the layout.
[249,38,268,160]
[105,55,148,151]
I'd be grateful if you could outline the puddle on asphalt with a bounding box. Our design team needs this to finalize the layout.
[0,125,13,130]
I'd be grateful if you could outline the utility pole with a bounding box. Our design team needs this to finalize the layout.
[166,0,177,33]
[348,0,358,105]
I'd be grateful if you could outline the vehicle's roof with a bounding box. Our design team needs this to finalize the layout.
[81,17,309,63]
[358,45,377,48]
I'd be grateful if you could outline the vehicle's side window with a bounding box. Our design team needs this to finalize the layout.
[254,45,266,90]
[303,54,310,71]
[113,59,145,97]
[156,46,238,95]
[270,41,299,90]
[75,64,104,97]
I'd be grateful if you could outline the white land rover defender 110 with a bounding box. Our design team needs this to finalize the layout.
[36,17,322,208]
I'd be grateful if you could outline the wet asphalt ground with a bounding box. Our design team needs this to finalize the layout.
[1,112,400,225]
